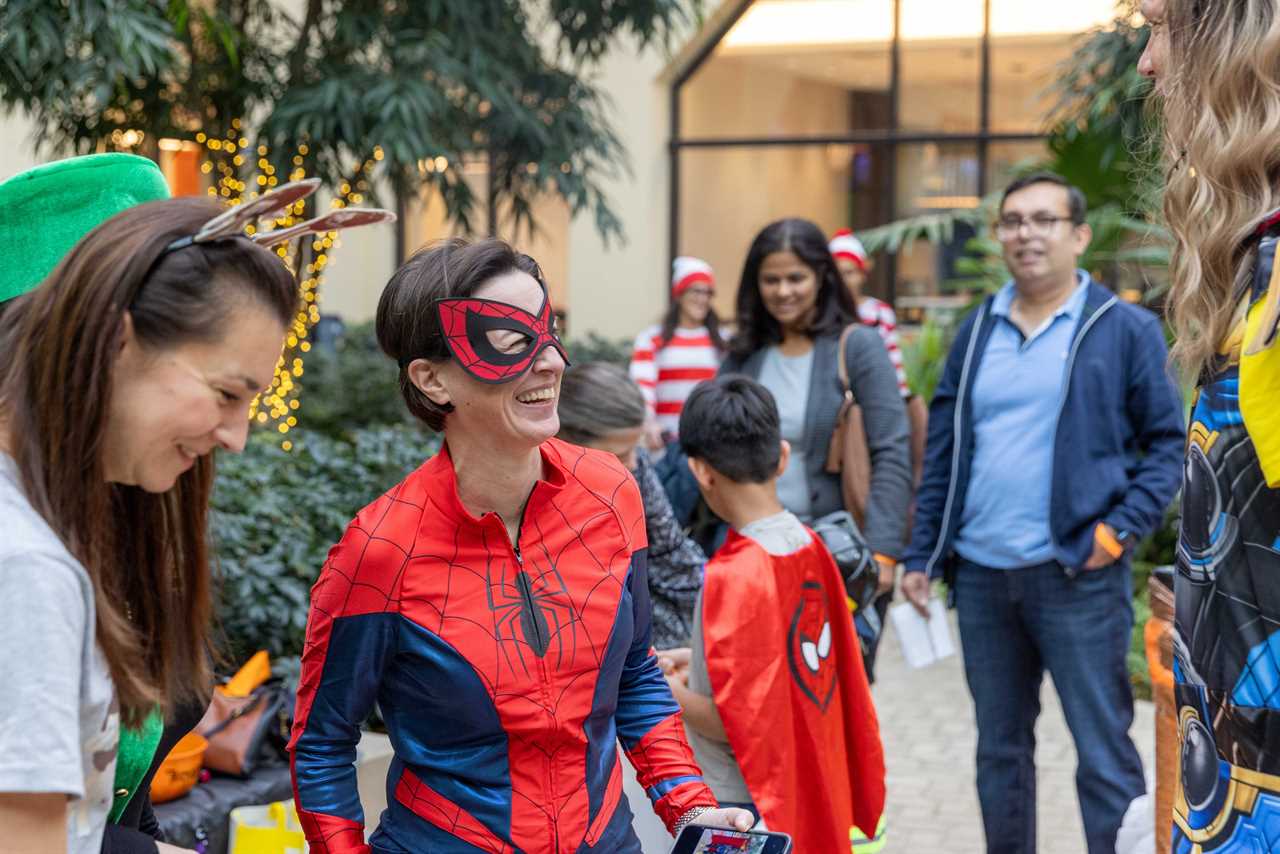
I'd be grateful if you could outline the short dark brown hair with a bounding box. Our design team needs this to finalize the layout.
[679,374,782,484]
[376,238,546,431]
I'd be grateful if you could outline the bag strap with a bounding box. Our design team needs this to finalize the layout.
[836,323,858,402]
[201,690,267,739]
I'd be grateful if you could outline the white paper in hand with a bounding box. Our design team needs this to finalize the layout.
[889,598,955,669]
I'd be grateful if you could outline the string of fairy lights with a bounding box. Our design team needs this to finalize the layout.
[191,119,384,450]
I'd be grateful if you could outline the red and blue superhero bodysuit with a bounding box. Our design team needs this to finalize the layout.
[288,437,718,853]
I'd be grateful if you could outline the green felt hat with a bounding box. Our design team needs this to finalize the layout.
[0,153,171,303]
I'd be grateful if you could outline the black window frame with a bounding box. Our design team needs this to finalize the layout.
[668,0,1047,307]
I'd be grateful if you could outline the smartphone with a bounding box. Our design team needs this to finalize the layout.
[668,824,793,854]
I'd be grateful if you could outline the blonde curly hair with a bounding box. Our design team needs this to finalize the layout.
[1160,0,1280,378]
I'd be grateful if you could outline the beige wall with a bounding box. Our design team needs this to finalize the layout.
[316,186,398,326]
[0,110,46,181]
[564,39,676,342]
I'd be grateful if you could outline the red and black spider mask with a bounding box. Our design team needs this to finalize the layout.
[435,287,570,384]
[787,581,836,712]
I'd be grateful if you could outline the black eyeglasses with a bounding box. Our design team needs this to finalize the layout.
[994,215,1077,240]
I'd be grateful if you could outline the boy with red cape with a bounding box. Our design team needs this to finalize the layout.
[662,375,885,851]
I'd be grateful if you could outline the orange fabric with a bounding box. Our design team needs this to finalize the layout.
[703,530,886,846]
[1144,618,1174,693]
[1094,523,1125,561]
[222,649,271,698]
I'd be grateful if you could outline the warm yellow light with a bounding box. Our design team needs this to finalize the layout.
[914,195,982,209]
[989,0,1119,37]
[722,0,1118,49]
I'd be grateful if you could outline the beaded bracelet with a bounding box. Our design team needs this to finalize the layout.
[673,805,714,837]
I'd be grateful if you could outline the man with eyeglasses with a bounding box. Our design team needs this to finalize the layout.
[899,172,1184,854]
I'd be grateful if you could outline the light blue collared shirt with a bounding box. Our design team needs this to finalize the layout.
[952,273,1091,570]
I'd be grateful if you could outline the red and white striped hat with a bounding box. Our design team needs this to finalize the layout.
[829,228,869,273]
[672,256,715,297]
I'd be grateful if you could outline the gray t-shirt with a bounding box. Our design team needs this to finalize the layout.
[757,347,814,519]
[687,511,810,804]
[0,454,118,854]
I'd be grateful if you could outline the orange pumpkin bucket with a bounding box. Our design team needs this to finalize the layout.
[150,731,208,804]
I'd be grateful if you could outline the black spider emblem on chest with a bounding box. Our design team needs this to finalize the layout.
[486,553,580,676]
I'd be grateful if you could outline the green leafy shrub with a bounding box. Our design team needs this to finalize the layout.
[211,424,440,663]
[901,321,948,402]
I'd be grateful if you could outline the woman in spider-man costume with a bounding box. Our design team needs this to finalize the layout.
[289,239,752,853]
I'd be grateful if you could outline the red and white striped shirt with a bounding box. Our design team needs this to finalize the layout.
[629,324,723,437]
[858,297,910,398]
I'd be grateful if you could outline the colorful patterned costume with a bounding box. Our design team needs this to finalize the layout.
[1174,217,1280,850]
[289,438,717,853]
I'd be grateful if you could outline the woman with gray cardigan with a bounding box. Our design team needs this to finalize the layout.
[721,218,912,678]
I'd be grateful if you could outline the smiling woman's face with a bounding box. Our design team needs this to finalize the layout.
[428,270,567,450]
[104,299,284,492]
[758,250,819,335]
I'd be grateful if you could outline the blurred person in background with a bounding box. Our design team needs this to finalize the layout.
[829,229,909,400]
[629,256,726,448]
[900,172,1183,854]
[723,217,911,682]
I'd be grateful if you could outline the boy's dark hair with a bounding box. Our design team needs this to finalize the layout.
[1000,171,1088,225]
[679,374,781,484]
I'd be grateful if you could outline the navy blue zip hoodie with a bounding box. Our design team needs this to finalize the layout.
[903,278,1185,578]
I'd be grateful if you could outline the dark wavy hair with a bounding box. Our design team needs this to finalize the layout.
[730,218,857,358]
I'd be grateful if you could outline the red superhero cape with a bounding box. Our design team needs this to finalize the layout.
[703,528,885,849]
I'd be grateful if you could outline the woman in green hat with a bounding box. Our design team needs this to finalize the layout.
[0,156,389,854]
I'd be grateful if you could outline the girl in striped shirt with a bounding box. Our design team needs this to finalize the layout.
[629,256,726,441]
[829,229,910,398]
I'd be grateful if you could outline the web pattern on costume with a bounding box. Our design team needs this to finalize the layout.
[293,442,711,854]
[399,446,639,841]
[399,448,633,692]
